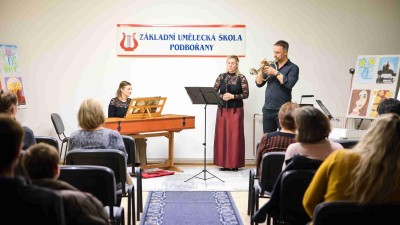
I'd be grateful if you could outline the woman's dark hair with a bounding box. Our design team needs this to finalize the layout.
[0,91,17,113]
[295,106,331,143]
[377,98,400,116]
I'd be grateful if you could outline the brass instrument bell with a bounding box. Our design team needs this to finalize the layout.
[249,59,278,75]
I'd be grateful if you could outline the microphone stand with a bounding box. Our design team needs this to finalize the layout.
[225,74,229,112]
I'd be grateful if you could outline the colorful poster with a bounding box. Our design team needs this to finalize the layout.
[0,45,20,73]
[375,56,399,84]
[369,89,393,118]
[354,56,376,84]
[347,55,400,119]
[4,77,26,105]
[347,89,371,117]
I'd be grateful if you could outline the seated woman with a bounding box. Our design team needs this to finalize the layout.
[255,101,299,176]
[303,113,400,220]
[283,106,343,170]
[68,98,131,184]
[253,106,343,224]
[0,90,36,150]
[108,80,147,166]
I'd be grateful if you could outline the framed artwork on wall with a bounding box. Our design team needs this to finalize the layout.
[0,44,28,108]
[347,55,400,119]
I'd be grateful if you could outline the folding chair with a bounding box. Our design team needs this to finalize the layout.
[50,113,69,161]
[278,170,315,225]
[65,149,136,224]
[121,135,143,218]
[249,152,285,219]
[59,165,125,225]
[35,135,60,152]
[313,201,400,225]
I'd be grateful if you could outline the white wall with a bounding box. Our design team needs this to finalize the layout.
[1,0,400,161]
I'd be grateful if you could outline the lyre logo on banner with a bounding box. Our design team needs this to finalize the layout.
[120,32,139,51]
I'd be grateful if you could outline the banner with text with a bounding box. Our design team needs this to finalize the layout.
[117,24,246,57]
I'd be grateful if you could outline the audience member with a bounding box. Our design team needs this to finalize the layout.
[255,101,299,176]
[0,90,36,150]
[68,98,132,184]
[303,113,400,219]
[377,98,400,115]
[0,115,65,225]
[68,98,127,157]
[252,154,323,224]
[282,106,343,170]
[253,105,333,224]
[23,143,110,225]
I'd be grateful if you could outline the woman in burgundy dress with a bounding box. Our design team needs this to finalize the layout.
[213,55,249,171]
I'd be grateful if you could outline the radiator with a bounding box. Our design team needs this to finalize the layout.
[331,115,356,129]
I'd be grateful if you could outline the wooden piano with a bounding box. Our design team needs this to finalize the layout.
[104,114,195,172]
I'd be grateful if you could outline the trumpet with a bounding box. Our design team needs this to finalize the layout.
[249,58,278,75]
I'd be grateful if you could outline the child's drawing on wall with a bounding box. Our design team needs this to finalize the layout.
[0,45,20,73]
[348,89,370,117]
[4,77,26,105]
[354,57,375,84]
[369,89,392,117]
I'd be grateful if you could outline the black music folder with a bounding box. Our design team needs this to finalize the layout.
[184,87,223,106]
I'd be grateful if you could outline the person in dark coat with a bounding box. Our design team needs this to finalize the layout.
[23,143,110,225]
[0,115,65,225]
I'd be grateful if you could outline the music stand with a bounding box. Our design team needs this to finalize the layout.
[184,87,224,182]
[315,99,333,120]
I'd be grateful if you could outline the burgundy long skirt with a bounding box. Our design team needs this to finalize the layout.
[213,107,245,169]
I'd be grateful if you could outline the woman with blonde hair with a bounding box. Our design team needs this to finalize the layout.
[69,98,127,158]
[69,98,132,184]
[303,113,400,218]
[213,55,249,171]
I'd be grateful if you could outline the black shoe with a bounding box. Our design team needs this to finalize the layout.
[231,168,239,172]
[219,168,228,171]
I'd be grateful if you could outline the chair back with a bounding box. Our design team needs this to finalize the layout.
[335,139,358,149]
[259,152,286,194]
[59,165,117,206]
[121,135,143,217]
[65,149,135,224]
[51,113,67,137]
[35,135,60,151]
[279,170,315,225]
[59,165,125,225]
[313,201,400,225]
[65,149,127,189]
[121,135,136,166]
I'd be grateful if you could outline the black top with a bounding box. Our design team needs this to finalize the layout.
[0,176,66,225]
[108,97,131,118]
[256,59,299,110]
[214,72,249,108]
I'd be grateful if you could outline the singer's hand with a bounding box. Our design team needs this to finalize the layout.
[223,93,233,101]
